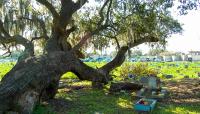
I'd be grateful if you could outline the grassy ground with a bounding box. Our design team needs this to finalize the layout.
[0,61,200,114]
[32,80,200,114]
[0,62,15,80]
[62,61,200,80]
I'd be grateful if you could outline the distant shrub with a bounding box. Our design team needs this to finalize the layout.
[120,62,159,80]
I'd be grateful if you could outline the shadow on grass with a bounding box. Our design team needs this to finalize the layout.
[152,103,200,114]
[51,89,136,114]
[33,80,200,114]
[33,87,138,114]
[33,87,200,114]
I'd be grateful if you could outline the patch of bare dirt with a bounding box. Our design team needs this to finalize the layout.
[164,78,200,104]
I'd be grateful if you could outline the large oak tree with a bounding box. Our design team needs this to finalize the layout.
[0,0,182,113]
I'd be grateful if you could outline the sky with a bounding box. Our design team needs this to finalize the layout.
[167,9,200,53]
[138,7,200,54]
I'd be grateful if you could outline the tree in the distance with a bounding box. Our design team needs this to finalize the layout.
[0,0,182,113]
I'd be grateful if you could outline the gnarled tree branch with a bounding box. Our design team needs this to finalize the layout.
[71,32,92,51]
[72,0,113,51]
[99,35,159,75]
[99,46,128,73]
[74,0,88,11]
[59,0,88,28]
[0,19,34,61]
[113,36,120,49]
[31,36,45,42]
[36,0,59,19]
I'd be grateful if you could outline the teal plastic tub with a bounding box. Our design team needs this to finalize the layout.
[134,98,157,112]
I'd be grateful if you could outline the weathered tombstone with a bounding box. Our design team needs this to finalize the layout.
[198,72,200,77]
[139,77,149,86]
[148,76,157,89]
[148,76,160,89]
[185,64,189,68]
[188,57,192,62]
[146,58,150,62]
[165,74,173,79]
[128,74,136,79]
[184,75,189,78]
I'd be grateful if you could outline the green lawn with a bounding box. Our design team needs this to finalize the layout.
[32,81,200,114]
[0,62,15,80]
[1,61,200,114]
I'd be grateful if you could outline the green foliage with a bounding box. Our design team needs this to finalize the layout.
[176,0,200,15]
[132,49,143,56]
[61,72,77,79]
[120,62,159,79]
[33,105,56,114]
[33,80,200,114]
[1,62,200,113]
[1,62,200,81]
[74,0,183,51]
[0,62,15,81]
[148,48,165,56]
[157,62,200,80]
[152,103,200,114]
[53,81,134,114]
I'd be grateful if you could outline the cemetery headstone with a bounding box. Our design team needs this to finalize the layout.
[139,77,148,86]
[184,75,189,78]
[165,74,173,79]
[188,57,192,62]
[198,72,200,77]
[185,64,189,68]
[146,58,150,61]
[128,74,136,81]
[149,76,161,89]
[128,74,134,78]
[148,76,158,89]
[161,89,167,94]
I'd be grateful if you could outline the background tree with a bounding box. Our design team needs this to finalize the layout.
[176,0,200,14]
[148,47,165,56]
[0,0,182,113]
[132,49,143,56]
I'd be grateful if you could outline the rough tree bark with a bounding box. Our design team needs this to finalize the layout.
[0,35,158,114]
[0,51,114,113]
[0,0,160,113]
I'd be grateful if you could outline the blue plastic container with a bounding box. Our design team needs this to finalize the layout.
[134,98,157,112]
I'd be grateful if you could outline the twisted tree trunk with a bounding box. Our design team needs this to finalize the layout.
[0,0,159,113]
[0,44,128,113]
